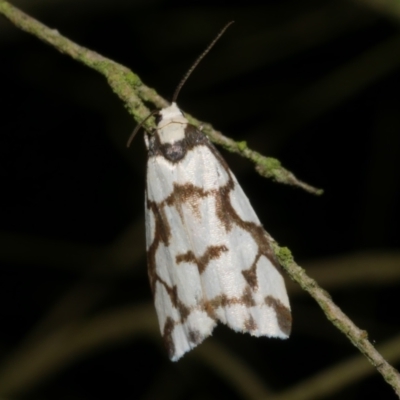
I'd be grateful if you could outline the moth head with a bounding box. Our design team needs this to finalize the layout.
[126,103,186,148]
[126,108,158,148]
[157,103,187,130]
[156,102,189,145]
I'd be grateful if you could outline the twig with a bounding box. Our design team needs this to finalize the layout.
[0,0,321,195]
[275,245,400,397]
[187,116,323,194]
[288,250,400,294]
[271,332,400,400]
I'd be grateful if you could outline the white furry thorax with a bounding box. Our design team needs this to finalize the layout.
[157,102,188,144]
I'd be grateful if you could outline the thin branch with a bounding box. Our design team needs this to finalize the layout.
[275,244,400,397]
[288,250,400,294]
[187,116,323,194]
[271,333,400,400]
[0,0,321,194]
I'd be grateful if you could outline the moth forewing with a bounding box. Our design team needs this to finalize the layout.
[144,102,291,361]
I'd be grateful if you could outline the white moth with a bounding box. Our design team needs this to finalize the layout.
[130,22,291,361]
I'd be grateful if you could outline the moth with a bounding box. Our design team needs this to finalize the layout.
[128,22,291,361]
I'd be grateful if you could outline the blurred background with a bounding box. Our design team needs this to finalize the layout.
[0,0,400,399]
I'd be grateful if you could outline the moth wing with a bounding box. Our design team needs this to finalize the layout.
[146,129,291,361]
[170,141,291,339]
[201,170,292,338]
[146,145,221,361]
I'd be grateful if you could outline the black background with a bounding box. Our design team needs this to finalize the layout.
[0,0,400,399]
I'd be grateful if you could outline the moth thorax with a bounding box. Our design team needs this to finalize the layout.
[157,102,188,145]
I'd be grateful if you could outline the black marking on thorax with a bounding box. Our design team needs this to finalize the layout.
[147,124,209,162]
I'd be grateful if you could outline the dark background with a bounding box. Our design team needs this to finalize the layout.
[0,0,400,399]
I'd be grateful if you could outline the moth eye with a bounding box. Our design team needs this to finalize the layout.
[154,113,162,125]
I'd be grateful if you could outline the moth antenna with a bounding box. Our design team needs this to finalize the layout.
[172,21,234,103]
[127,109,158,148]
[129,21,234,146]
